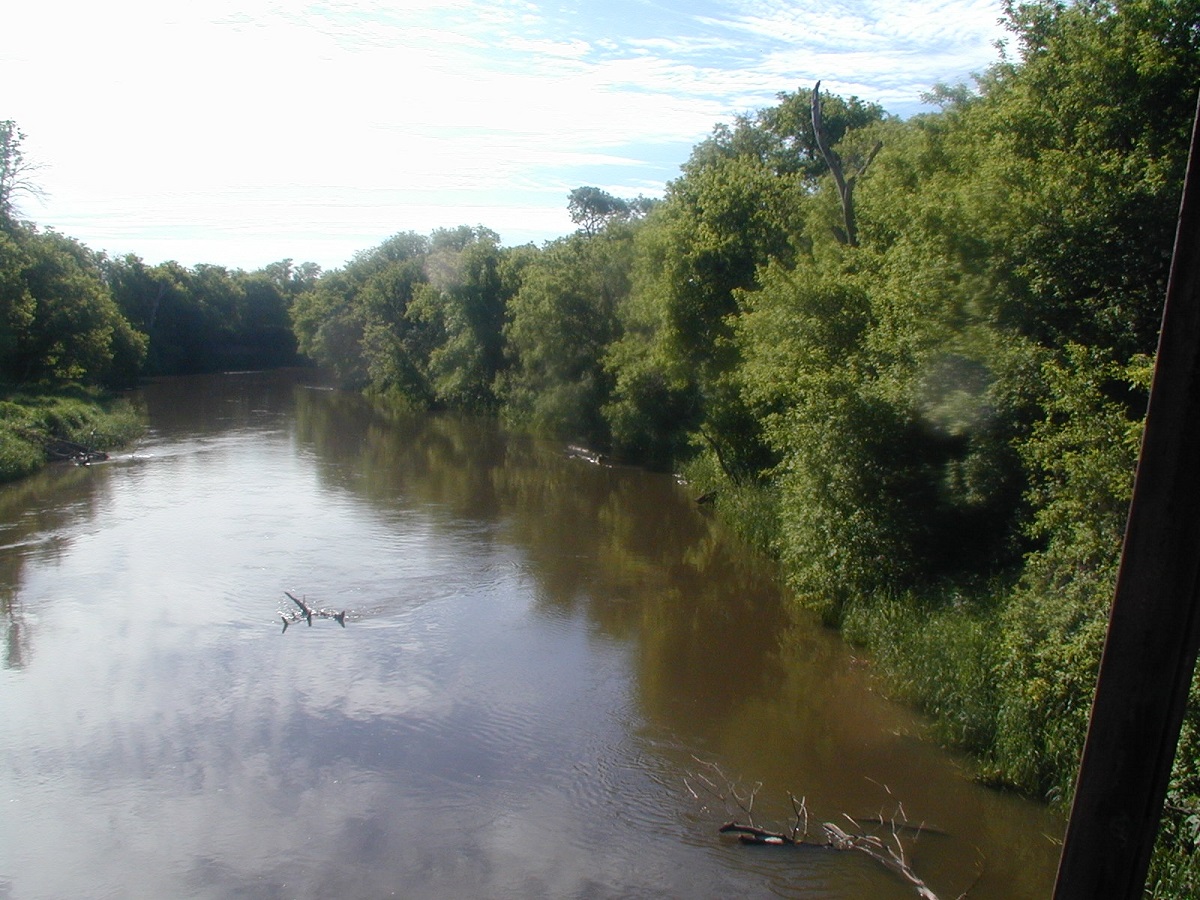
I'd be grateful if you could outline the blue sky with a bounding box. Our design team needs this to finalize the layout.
[4,0,1008,271]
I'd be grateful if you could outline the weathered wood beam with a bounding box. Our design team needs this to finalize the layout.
[1053,93,1200,898]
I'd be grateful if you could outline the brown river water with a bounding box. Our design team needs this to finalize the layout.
[0,370,1063,899]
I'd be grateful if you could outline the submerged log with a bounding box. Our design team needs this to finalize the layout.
[720,821,824,848]
[565,444,606,466]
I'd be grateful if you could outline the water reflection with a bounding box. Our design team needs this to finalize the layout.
[291,377,1065,896]
[2,586,28,669]
[0,372,1062,899]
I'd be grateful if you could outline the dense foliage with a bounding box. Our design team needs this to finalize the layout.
[103,254,314,375]
[290,226,514,407]
[5,0,1200,890]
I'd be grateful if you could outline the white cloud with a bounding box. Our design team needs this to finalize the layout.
[3,0,1007,270]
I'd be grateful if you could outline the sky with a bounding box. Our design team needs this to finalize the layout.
[4,0,1009,272]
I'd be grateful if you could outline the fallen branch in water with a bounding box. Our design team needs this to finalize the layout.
[824,819,940,900]
[688,760,970,900]
[280,591,346,631]
[14,425,108,465]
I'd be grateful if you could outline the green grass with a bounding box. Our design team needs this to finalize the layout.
[679,451,780,558]
[841,587,1003,758]
[0,386,145,482]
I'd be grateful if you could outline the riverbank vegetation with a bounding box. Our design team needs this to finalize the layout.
[0,388,144,481]
[5,0,1199,892]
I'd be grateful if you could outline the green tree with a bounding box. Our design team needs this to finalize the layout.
[0,121,44,222]
[109,258,218,374]
[234,270,301,366]
[753,86,890,181]
[358,255,433,401]
[106,257,281,374]
[603,106,825,471]
[291,231,433,389]
[734,254,911,612]
[404,227,509,409]
[995,345,1149,798]
[500,225,633,442]
[0,226,146,387]
[291,227,514,409]
[792,0,1194,807]
[567,186,631,236]
[975,0,1198,358]
[0,228,37,378]
[261,258,322,297]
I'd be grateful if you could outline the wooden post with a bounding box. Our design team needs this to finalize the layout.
[1053,94,1200,898]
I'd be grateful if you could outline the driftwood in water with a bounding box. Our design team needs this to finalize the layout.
[720,815,943,899]
[280,591,346,631]
[823,821,941,900]
[14,426,108,465]
[48,439,108,465]
[689,761,964,900]
[719,820,824,847]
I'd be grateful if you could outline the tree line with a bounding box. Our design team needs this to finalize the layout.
[2,123,312,388]
[4,0,1199,892]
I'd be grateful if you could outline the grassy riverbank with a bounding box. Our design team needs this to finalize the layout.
[0,387,145,483]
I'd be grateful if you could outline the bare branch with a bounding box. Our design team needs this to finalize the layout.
[789,793,809,841]
[0,120,47,219]
[690,764,954,900]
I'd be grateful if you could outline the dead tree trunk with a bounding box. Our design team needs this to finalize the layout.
[811,81,883,247]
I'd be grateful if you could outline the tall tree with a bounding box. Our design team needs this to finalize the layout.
[0,121,44,222]
[1,227,146,387]
[810,82,883,246]
[501,227,633,442]
[567,187,631,236]
[603,90,868,472]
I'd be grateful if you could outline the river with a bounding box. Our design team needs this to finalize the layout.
[0,370,1063,899]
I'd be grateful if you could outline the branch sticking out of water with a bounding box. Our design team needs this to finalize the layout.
[280,591,347,631]
[688,760,970,900]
